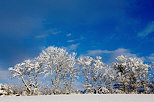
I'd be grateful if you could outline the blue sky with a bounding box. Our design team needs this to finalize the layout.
[0,0,154,82]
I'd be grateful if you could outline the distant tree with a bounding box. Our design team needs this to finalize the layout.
[37,46,77,94]
[77,56,115,93]
[113,55,149,93]
[147,62,154,93]
[149,62,154,82]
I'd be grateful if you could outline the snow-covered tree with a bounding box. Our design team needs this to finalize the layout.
[149,62,154,82]
[77,56,115,93]
[113,55,149,93]
[9,59,46,95]
[147,62,154,93]
[37,46,77,94]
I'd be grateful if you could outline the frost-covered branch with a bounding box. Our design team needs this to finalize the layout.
[113,55,149,93]
[37,46,77,94]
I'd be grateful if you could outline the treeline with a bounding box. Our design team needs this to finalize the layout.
[5,46,154,95]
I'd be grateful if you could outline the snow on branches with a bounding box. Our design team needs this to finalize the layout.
[8,47,153,95]
[9,59,46,95]
[113,55,149,93]
[37,46,77,94]
[77,56,115,93]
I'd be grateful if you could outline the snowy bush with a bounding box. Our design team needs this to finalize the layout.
[0,84,14,96]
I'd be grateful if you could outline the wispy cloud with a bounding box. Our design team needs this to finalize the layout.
[87,50,113,56]
[138,21,154,37]
[35,34,48,39]
[44,29,61,35]
[87,48,136,57]
[35,29,61,39]
[67,36,84,43]
[87,48,137,64]
[67,40,75,43]
[66,33,72,37]
[67,43,80,51]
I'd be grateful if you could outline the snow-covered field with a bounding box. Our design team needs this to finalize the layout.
[0,94,154,102]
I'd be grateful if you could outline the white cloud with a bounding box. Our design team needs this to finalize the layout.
[87,50,113,56]
[67,40,75,43]
[67,36,84,43]
[66,33,72,37]
[36,29,61,39]
[36,34,48,39]
[87,49,154,63]
[45,29,61,35]
[87,48,136,57]
[138,21,154,37]
[87,48,137,64]
[67,43,80,51]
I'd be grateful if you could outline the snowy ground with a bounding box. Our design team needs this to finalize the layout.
[0,94,154,102]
